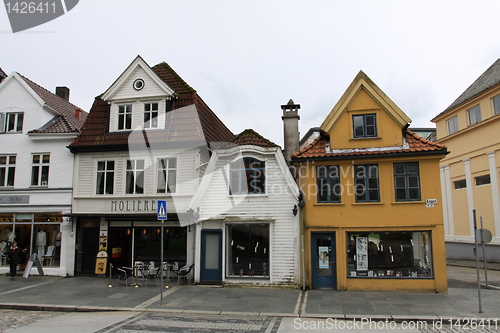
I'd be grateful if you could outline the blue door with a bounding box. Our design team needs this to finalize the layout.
[311,232,336,289]
[200,230,222,284]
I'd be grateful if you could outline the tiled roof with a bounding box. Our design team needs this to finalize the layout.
[17,73,87,133]
[221,129,279,149]
[0,68,6,83]
[70,61,233,151]
[291,129,447,160]
[434,59,500,119]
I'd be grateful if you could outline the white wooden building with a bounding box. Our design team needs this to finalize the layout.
[188,129,300,286]
[0,70,87,276]
[69,56,234,274]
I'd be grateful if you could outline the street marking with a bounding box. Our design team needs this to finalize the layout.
[294,290,304,315]
[0,278,59,296]
[265,316,277,333]
[134,285,182,309]
[301,291,308,316]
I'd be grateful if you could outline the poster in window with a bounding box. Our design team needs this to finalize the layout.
[357,254,368,271]
[318,246,329,269]
[356,237,367,254]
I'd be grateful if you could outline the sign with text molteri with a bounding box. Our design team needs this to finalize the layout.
[0,195,29,204]
[109,199,158,212]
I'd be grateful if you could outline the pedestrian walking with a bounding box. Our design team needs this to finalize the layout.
[4,241,26,280]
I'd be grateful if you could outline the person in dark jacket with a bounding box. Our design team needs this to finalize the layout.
[5,241,26,280]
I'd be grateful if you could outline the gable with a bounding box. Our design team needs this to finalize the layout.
[102,55,174,102]
[320,71,411,149]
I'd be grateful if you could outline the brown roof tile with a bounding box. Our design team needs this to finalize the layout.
[291,129,447,160]
[70,61,233,151]
[18,73,87,133]
[222,129,279,149]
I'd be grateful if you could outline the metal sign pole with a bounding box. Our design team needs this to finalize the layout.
[480,217,489,288]
[160,219,164,305]
[473,209,483,313]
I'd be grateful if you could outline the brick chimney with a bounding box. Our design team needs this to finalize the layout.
[75,107,83,119]
[281,99,300,164]
[55,86,70,101]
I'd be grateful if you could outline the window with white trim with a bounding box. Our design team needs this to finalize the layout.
[96,161,115,195]
[31,154,50,186]
[0,112,24,133]
[229,157,266,195]
[126,159,144,194]
[446,116,459,135]
[117,104,132,130]
[467,105,481,126]
[0,155,16,187]
[157,158,176,193]
[493,95,500,116]
[144,102,159,129]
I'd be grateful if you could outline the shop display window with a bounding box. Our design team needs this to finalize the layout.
[347,231,433,278]
[0,212,62,267]
[226,224,269,278]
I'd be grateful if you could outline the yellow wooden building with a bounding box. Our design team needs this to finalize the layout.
[291,71,448,292]
[431,59,500,261]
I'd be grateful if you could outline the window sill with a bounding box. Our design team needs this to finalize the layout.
[391,201,424,205]
[349,137,382,141]
[314,203,345,206]
[351,202,384,206]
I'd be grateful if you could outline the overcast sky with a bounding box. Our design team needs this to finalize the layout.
[2,0,500,147]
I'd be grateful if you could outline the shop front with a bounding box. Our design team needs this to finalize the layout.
[0,212,73,276]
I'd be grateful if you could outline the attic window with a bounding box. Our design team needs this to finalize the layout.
[133,78,145,91]
[353,114,377,138]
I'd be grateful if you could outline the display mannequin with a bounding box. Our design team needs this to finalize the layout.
[0,228,10,242]
[36,230,46,258]
[8,230,15,243]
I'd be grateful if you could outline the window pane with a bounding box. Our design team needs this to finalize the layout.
[41,166,49,182]
[16,113,23,132]
[366,125,375,136]
[31,166,39,185]
[494,96,500,115]
[96,172,104,194]
[157,170,166,193]
[33,155,40,163]
[7,167,14,186]
[396,189,406,200]
[167,170,176,193]
[168,158,177,168]
[42,155,50,163]
[395,176,406,188]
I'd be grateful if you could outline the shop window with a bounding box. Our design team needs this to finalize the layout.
[0,112,24,133]
[144,102,159,129]
[394,162,421,201]
[0,155,16,187]
[31,153,50,186]
[353,114,377,138]
[354,164,379,202]
[316,165,341,203]
[447,116,458,135]
[347,231,433,278]
[229,157,265,195]
[157,157,176,193]
[117,104,132,130]
[493,95,500,116]
[226,224,269,278]
[454,179,466,189]
[96,160,115,195]
[475,174,491,186]
[126,159,144,194]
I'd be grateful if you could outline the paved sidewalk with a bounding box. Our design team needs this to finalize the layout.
[0,273,499,322]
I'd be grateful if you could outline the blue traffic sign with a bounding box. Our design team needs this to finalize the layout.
[157,200,167,220]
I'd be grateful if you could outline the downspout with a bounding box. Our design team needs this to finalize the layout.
[299,161,306,291]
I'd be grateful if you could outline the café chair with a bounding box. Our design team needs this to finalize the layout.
[175,263,195,285]
[117,266,133,287]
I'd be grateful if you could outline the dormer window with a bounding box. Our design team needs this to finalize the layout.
[144,103,159,129]
[118,104,132,130]
[229,157,266,195]
[353,114,377,138]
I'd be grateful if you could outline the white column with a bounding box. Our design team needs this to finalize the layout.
[440,165,454,236]
[487,151,500,237]
[463,159,475,236]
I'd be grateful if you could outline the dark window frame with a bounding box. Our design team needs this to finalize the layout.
[229,157,266,195]
[316,165,341,203]
[354,164,380,203]
[454,179,467,189]
[394,162,421,202]
[467,105,482,126]
[353,114,377,138]
[475,174,491,186]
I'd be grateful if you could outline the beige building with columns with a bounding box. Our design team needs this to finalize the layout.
[432,59,500,261]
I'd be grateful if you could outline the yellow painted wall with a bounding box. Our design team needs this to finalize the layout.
[328,88,404,150]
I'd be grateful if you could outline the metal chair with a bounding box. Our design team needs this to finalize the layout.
[175,263,195,284]
[117,267,133,287]
[42,245,55,266]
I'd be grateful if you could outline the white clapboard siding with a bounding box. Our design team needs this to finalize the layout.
[196,150,299,285]
[113,66,170,101]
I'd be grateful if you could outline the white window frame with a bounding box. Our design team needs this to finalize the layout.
[96,160,115,195]
[143,102,159,129]
[125,159,145,194]
[0,155,16,187]
[446,116,459,135]
[117,104,133,131]
[0,112,24,133]
[492,95,500,116]
[467,105,482,126]
[31,153,50,186]
[156,157,177,194]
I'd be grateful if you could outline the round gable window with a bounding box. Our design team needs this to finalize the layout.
[133,78,145,90]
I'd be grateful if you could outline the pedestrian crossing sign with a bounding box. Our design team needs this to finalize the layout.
[157,200,167,220]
